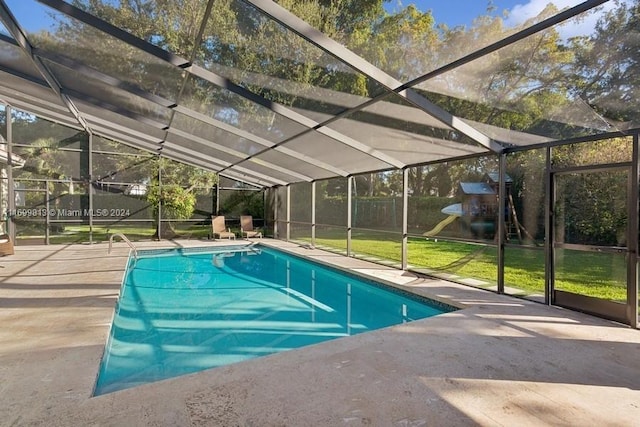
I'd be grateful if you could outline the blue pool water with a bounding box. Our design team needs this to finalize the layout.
[94,245,454,395]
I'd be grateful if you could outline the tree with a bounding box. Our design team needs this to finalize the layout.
[146,156,217,238]
[420,4,581,140]
[10,114,90,224]
[569,0,640,125]
[358,4,438,81]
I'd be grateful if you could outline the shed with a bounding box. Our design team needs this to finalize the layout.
[458,181,497,238]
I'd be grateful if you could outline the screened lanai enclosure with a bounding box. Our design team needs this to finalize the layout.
[0,0,638,326]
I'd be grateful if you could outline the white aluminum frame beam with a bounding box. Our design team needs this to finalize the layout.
[67,85,313,183]
[243,0,611,153]
[0,91,82,129]
[243,0,502,153]
[36,46,350,178]
[188,66,405,169]
[37,0,405,170]
[166,127,313,182]
[162,140,293,185]
[0,0,91,133]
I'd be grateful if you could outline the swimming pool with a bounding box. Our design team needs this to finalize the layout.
[94,245,454,395]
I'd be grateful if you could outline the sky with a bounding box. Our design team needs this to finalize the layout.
[385,0,626,38]
[1,0,627,40]
[385,0,525,27]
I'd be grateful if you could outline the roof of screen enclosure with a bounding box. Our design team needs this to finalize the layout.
[0,0,635,188]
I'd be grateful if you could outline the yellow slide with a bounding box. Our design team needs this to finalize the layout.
[422,215,458,237]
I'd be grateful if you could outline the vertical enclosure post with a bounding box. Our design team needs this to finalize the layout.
[497,153,506,294]
[215,174,220,215]
[311,181,316,247]
[157,154,162,240]
[45,181,50,245]
[88,132,93,244]
[5,105,14,240]
[545,146,553,305]
[286,184,291,241]
[628,133,639,328]
[347,176,353,257]
[273,187,278,239]
[402,168,409,270]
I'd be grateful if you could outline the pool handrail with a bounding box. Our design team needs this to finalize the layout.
[108,233,138,259]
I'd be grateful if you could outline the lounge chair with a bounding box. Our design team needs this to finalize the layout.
[0,234,13,256]
[240,215,262,239]
[211,216,235,240]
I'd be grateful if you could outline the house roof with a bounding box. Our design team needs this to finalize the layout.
[459,182,496,196]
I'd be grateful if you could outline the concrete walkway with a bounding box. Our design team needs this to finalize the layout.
[0,240,639,426]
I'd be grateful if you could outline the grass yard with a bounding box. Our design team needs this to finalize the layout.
[56,224,156,243]
[16,222,212,244]
[309,230,627,303]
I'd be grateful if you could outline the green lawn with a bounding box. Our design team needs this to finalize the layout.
[307,230,628,303]
[16,222,212,244]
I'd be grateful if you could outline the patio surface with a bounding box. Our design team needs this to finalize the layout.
[1,239,639,426]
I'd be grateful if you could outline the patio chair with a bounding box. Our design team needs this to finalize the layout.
[211,216,235,240]
[0,234,13,256]
[240,215,262,239]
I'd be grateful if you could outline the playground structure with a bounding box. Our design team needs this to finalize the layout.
[423,173,535,243]
[421,180,497,239]
[422,202,462,236]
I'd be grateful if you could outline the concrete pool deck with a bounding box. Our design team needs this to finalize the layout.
[1,239,639,426]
